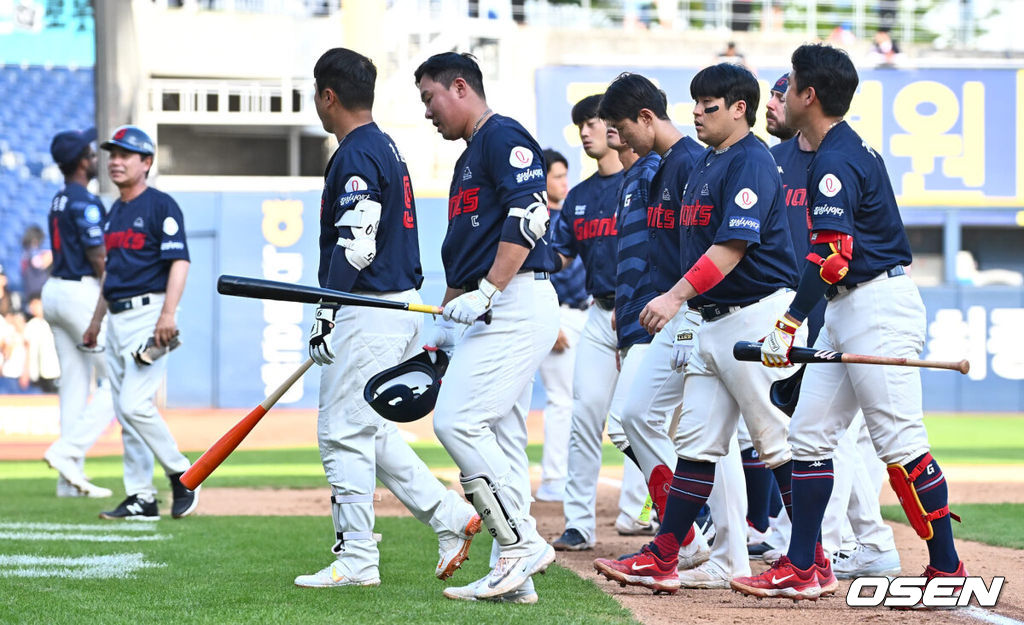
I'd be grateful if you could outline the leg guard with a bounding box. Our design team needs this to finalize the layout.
[648,464,672,522]
[329,491,379,557]
[461,473,522,547]
[886,453,961,540]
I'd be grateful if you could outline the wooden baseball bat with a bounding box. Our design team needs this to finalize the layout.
[217,275,492,324]
[732,341,970,374]
[180,358,314,490]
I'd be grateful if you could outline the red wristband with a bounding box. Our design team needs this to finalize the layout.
[684,254,725,294]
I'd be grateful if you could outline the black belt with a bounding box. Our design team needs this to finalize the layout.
[594,294,616,311]
[690,300,756,322]
[108,294,156,314]
[460,270,548,293]
[825,266,905,301]
[562,300,590,311]
[53,275,83,282]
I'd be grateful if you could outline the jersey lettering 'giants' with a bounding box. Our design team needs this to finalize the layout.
[551,169,624,297]
[573,214,617,240]
[645,136,705,293]
[449,187,479,219]
[105,229,146,251]
[647,203,676,229]
[679,202,713,226]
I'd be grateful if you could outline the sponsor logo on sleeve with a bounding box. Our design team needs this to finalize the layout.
[161,241,185,251]
[162,217,179,236]
[86,226,102,238]
[812,204,845,217]
[344,176,367,193]
[515,167,544,183]
[819,173,842,197]
[84,205,101,223]
[735,188,758,209]
[728,216,761,232]
[337,193,371,208]
[509,146,534,168]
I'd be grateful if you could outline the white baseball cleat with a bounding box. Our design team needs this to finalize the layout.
[832,544,901,579]
[474,544,555,599]
[43,448,94,495]
[678,525,711,570]
[443,576,538,604]
[436,513,483,579]
[294,559,381,588]
[677,559,731,589]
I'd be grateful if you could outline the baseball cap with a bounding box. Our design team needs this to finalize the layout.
[771,73,789,94]
[50,127,97,167]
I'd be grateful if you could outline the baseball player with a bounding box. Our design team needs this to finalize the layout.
[764,73,900,576]
[549,94,652,551]
[82,125,196,521]
[534,148,588,503]
[595,74,746,587]
[595,64,812,593]
[415,52,559,604]
[296,48,481,589]
[735,44,964,602]
[41,127,147,499]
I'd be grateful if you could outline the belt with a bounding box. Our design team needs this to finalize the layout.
[561,300,590,311]
[108,293,159,314]
[594,294,616,311]
[53,275,82,282]
[825,266,905,301]
[690,288,790,322]
[460,270,548,293]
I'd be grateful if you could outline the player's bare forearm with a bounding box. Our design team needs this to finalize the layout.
[85,245,105,278]
[155,259,189,346]
[441,286,464,307]
[484,241,531,291]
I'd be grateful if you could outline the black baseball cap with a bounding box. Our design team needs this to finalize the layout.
[50,127,97,167]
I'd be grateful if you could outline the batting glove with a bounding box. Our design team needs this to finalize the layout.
[308,303,338,366]
[443,278,501,325]
[424,317,460,356]
[670,311,702,372]
[760,316,800,368]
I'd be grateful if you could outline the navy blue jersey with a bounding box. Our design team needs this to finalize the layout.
[646,136,705,293]
[806,122,912,285]
[102,187,189,301]
[318,123,423,293]
[442,115,557,287]
[615,151,661,349]
[679,132,798,308]
[48,182,105,280]
[548,208,589,308]
[771,136,824,344]
[551,170,623,297]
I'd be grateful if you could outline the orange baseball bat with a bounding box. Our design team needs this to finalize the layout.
[180,358,314,490]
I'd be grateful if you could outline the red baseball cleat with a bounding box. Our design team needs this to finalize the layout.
[593,545,680,594]
[815,544,838,596]
[894,561,968,610]
[730,555,822,601]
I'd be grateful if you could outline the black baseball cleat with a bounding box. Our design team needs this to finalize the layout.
[169,472,200,519]
[99,494,160,521]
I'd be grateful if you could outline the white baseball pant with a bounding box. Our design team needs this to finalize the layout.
[535,305,587,498]
[789,275,929,466]
[433,273,559,558]
[318,289,473,575]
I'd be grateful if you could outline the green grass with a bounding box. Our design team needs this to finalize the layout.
[0,477,636,625]
[881,503,1024,550]
[922,415,1024,465]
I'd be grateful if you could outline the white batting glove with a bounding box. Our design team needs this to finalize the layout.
[760,316,799,368]
[308,304,337,366]
[670,311,702,372]
[443,278,501,325]
[424,317,460,356]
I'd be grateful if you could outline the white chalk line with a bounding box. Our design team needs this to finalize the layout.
[965,606,1024,625]
[0,531,168,542]
[0,553,165,579]
[0,522,159,532]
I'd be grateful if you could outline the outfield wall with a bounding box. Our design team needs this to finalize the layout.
[167,191,1024,412]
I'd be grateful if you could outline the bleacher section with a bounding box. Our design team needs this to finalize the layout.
[0,65,93,292]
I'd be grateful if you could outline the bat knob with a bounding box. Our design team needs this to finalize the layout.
[958,359,970,375]
[481,310,493,325]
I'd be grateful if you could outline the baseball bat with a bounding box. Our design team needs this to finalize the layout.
[179,358,314,490]
[732,341,970,374]
[217,275,492,324]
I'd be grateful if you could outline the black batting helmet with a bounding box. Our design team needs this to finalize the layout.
[101,125,155,156]
[769,365,805,417]
[363,349,449,423]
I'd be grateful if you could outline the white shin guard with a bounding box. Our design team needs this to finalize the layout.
[461,473,521,547]
[329,489,378,570]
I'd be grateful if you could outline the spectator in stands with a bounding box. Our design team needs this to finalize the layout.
[717,41,755,73]
[0,310,29,392]
[23,296,60,393]
[870,27,902,66]
[0,264,23,317]
[20,225,52,303]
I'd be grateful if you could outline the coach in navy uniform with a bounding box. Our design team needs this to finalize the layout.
[83,125,196,521]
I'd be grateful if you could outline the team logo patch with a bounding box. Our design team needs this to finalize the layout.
[735,188,758,209]
[133,217,144,228]
[508,146,533,168]
[344,176,367,193]
[662,188,671,201]
[623,193,631,208]
[163,217,179,236]
[819,173,842,197]
[700,184,710,196]
[84,205,101,224]
[462,166,472,181]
